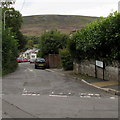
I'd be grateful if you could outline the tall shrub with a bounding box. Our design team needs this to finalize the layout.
[70,12,120,61]
[39,29,69,57]
[2,29,18,75]
[59,49,73,70]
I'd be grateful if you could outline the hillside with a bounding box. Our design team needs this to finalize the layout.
[21,15,99,36]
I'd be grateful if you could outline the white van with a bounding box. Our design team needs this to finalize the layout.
[29,53,37,63]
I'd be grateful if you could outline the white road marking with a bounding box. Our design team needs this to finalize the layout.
[22,89,103,98]
[110,97,116,99]
[49,95,68,97]
[31,94,37,96]
[94,94,101,97]
[88,93,94,96]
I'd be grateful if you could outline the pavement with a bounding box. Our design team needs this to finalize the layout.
[46,68,120,96]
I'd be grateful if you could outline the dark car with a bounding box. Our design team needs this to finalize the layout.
[35,58,46,69]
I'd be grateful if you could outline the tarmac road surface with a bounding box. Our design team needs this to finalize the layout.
[2,62,118,118]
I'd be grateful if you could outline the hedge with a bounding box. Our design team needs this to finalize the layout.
[70,12,120,61]
[2,28,18,75]
[59,49,73,70]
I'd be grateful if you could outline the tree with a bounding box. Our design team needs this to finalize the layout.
[59,49,73,70]
[39,29,69,57]
[70,12,120,61]
[2,7,22,31]
[2,1,26,51]
[2,28,18,75]
[0,0,15,8]
[1,1,26,75]
[26,40,34,49]
[2,7,27,51]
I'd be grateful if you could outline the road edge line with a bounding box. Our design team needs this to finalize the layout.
[81,79,119,96]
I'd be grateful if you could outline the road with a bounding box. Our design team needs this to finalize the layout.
[2,62,118,118]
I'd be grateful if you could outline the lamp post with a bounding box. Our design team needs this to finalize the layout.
[3,9,12,30]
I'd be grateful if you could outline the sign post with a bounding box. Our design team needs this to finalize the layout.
[95,60,105,80]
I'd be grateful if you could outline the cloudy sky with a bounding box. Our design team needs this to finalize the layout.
[13,0,119,17]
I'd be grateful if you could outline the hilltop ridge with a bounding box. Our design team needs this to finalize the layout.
[21,15,98,36]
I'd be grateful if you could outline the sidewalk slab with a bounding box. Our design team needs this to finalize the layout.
[92,81,118,87]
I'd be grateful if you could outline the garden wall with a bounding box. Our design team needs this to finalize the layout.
[74,60,119,81]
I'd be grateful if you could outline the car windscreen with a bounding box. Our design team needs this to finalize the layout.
[36,58,45,62]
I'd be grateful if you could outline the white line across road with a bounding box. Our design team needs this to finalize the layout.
[21,88,117,99]
[49,95,68,97]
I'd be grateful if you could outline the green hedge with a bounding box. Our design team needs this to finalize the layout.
[38,29,69,57]
[59,49,73,70]
[2,28,18,75]
[70,12,120,61]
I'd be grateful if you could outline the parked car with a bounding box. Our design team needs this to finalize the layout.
[23,58,28,62]
[35,58,46,69]
[29,58,36,63]
[16,57,23,63]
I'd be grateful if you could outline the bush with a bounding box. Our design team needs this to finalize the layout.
[2,28,18,75]
[59,49,73,70]
[39,29,69,57]
[70,12,120,61]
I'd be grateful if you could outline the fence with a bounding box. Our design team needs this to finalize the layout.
[44,54,61,68]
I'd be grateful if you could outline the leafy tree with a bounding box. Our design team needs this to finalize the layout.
[2,28,18,75]
[0,0,15,8]
[1,1,26,75]
[2,7,23,32]
[26,40,34,49]
[24,35,40,48]
[16,31,27,51]
[59,49,73,70]
[2,7,26,51]
[70,12,120,62]
[39,29,68,57]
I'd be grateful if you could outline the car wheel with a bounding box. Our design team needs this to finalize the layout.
[35,65,37,69]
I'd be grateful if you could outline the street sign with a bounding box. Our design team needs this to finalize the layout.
[96,60,104,68]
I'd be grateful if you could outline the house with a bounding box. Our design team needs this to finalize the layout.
[20,48,39,59]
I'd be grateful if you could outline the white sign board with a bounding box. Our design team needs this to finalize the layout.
[96,60,104,68]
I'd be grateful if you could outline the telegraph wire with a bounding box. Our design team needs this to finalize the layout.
[19,0,25,12]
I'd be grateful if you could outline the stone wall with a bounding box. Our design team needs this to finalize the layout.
[74,60,119,81]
